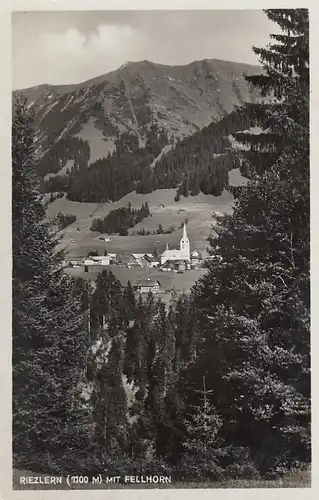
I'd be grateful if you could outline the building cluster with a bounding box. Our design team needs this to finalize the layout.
[64,253,117,268]
[63,224,203,296]
[128,223,202,271]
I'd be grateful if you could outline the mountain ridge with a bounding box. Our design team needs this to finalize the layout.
[13,58,261,166]
[14,58,261,94]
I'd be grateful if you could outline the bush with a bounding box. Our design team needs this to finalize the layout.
[173,446,260,483]
[176,450,225,483]
[220,446,260,480]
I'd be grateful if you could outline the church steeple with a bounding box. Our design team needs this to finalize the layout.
[180,222,190,259]
[183,222,187,240]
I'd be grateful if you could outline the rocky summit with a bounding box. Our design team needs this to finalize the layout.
[14,58,261,163]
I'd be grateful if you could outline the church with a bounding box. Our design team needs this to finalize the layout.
[160,222,191,265]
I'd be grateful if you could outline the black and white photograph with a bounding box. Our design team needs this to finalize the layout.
[11,7,310,490]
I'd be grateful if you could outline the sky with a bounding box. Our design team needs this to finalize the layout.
[12,10,277,90]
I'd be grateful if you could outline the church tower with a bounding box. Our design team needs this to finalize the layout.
[180,222,190,260]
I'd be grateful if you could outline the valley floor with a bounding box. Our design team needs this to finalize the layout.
[46,171,246,270]
[47,183,241,260]
[67,265,205,304]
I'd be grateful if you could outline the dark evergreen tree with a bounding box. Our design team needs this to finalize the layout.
[191,9,309,476]
[90,270,123,331]
[94,321,128,461]
[12,96,90,471]
[181,175,190,198]
[122,280,136,322]
[181,377,223,479]
[233,9,309,179]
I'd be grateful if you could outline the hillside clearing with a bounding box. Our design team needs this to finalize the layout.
[47,169,245,259]
[75,117,116,163]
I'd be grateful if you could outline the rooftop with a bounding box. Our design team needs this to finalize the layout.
[162,259,190,265]
[143,254,159,262]
[133,279,161,287]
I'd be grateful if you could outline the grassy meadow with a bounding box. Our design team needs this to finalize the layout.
[47,168,246,261]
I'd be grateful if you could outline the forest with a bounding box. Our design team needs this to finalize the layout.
[90,202,151,235]
[43,125,170,202]
[12,9,310,486]
[41,106,252,202]
[55,212,77,230]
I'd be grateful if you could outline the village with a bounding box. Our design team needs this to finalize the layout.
[63,223,205,295]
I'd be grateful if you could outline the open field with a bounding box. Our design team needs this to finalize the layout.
[75,117,116,163]
[13,467,311,490]
[48,169,245,260]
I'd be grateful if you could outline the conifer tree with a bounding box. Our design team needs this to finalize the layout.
[234,9,309,179]
[174,294,197,373]
[180,377,224,480]
[182,175,190,198]
[191,9,310,475]
[90,270,123,335]
[12,96,90,470]
[94,320,128,461]
[183,378,223,454]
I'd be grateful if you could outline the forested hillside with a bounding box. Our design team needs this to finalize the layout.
[14,58,262,205]
[43,125,169,202]
[43,107,253,203]
[90,202,151,235]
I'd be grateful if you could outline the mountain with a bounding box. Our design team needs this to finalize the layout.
[12,58,262,258]
[41,101,254,204]
[14,58,261,165]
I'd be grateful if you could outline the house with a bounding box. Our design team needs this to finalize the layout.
[84,255,111,266]
[129,253,146,266]
[190,250,202,266]
[83,258,95,266]
[161,262,173,272]
[127,260,142,268]
[83,257,96,266]
[133,279,161,294]
[107,253,117,264]
[128,253,154,267]
[176,260,188,272]
[161,259,190,272]
[141,254,160,268]
[65,257,83,268]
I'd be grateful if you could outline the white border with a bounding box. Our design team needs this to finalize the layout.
[1,1,318,499]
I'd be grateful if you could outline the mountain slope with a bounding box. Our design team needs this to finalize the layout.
[14,58,261,164]
[46,177,244,261]
[42,102,253,204]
